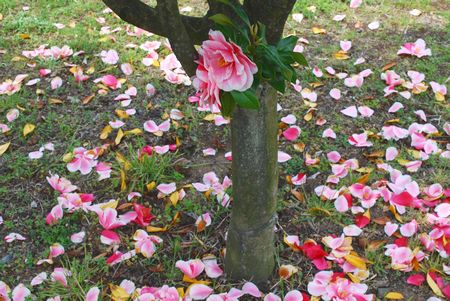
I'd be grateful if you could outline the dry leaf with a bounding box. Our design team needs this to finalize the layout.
[19,33,30,39]
[23,123,35,137]
[344,253,367,270]
[100,125,112,140]
[115,129,124,145]
[120,169,126,192]
[312,27,326,34]
[381,61,397,71]
[334,50,350,60]
[384,292,404,300]
[170,191,179,206]
[48,98,63,104]
[82,94,95,105]
[278,264,298,279]
[426,272,444,297]
[0,142,11,156]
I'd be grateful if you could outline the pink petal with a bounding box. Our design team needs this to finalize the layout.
[86,287,100,301]
[385,147,399,161]
[340,40,352,52]
[388,102,404,113]
[350,0,362,9]
[283,126,301,141]
[406,274,425,286]
[358,106,374,117]
[277,151,292,163]
[188,284,213,300]
[284,290,303,301]
[242,282,262,298]
[334,195,349,212]
[156,183,176,195]
[341,106,358,118]
[329,88,341,100]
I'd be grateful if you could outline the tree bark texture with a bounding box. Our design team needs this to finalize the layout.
[225,82,278,284]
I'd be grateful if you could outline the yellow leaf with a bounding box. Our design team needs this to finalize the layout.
[0,142,11,156]
[357,173,371,184]
[86,66,95,74]
[100,199,118,210]
[170,191,179,206]
[203,114,216,121]
[146,181,156,191]
[124,128,143,136]
[100,125,112,140]
[48,98,63,104]
[177,288,185,298]
[62,152,73,163]
[278,264,298,279]
[397,159,410,166]
[344,254,367,270]
[346,272,360,283]
[389,205,403,223]
[153,60,160,67]
[385,292,404,299]
[312,27,326,34]
[19,33,30,39]
[435,92,445,101]
[120,169,126,192]
[356,167,373,173]
[147,225,168,232]
[334,50,350,60]
[308,207,331,216]
[115,109,129,119]
[23,123,35,137]
[426,272,444,297]
[82,94,95,105]
[115,129,124,145]
[109,284,130,301]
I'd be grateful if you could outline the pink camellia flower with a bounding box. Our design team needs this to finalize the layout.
[46,204,64,225]
[381,70,403,87]
[348,132,372,147]
[384,244,425,272]
[322,234,353,258]
[202,256,223,278]
[67,147,98,175]
[95,162,112,181]
[381,125,409,141]
[51,267,70,287]
[0,74,28,95]
[95,208,137,230]
[100,74,121,90]
[100,49,119,64]
[133,229,163,258]
[397,39,431,58]
[143,119,170,136]
[176,259,205,279]
[47,174,78,194]
[200,30,257,92]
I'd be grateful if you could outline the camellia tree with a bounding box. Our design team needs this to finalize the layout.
[102,0,306,283]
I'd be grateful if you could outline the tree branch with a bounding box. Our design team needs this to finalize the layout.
[102,0,210,45]
[155,0,197,75]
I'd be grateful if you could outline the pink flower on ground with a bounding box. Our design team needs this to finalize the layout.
[51,267,70,287]
[67,147,98,175]
[47,174,78,193]
[133,229,162,258]
[348,132,372,147]
[101,74,121,90]
[283,126,301,141]
[384,244,425,272]
[381,126,409,141]
[176,259,205,279]
[100,49,119,64]
[397,39,431,58]
[96,208,137,230]
[399,219,418,237]
[202,256,223,278]
[187,284,213,300]
[85,287,100,301]
[329,88,341,100]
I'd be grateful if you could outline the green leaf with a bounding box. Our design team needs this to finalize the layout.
[230,90,259,109]
[215,0,250,26]
[220,92,236,117]
[291,52,308,66]
[209,13,235,27]
[277,36,299,52]
[269,77,286,93]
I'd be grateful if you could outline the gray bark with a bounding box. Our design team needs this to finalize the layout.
[225,82,278,284]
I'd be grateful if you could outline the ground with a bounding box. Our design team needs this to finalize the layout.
[0,0,449,300]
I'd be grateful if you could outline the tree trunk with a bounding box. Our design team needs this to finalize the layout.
[225,82,278,284]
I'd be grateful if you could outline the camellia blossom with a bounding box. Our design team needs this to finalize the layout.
[133,230,162,258]
[176,259,205,279]
[193,30,258,109]
[397,39,431,58]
